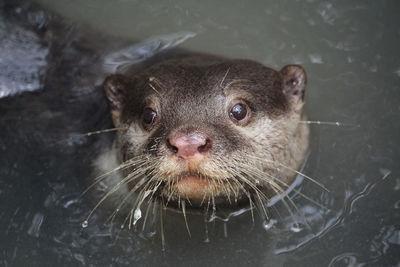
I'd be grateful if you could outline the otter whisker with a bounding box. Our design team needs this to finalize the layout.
[213,158,247,199]
[206,195,211,215]
[85,162,155,223]
[81,157,149,197]
[148,82,161,96]
[240,163,288,201]
[159,202,165,251]
[248,155,329,192]
[232,165,283,218]
[204,211,210,242]
[222,78,251,91]
[130,176,161,212]
[247,194,255,223]
[267,179,301,228]
[134,188,152,214]
[81,127,126,137]
[185,195,193,207]
[224,160,269,202]
[85,181,130,223]
[120,162,158,188]
[199,191,208,207]
[142,199,153,231]
[149,178,164,202]
[254,189,269,219]
[165,179,175,207]
[211,191,216,217]
[272,174,329,211]
[148,76,165,96]
[105,175,149,225]
[241,155,328,217]
[181,200,191,238]
[243,164,306,228]
[207,163,235,202]
[221,182,232,205]
[219,68,230,88]
[208,159,238,200]
[299,120,360,128]
[117,175,158,229]
[128,209,134,229]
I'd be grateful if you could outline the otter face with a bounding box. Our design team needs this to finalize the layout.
[102,56,309,209]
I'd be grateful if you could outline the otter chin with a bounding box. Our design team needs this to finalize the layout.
[174,174,218,201]
[93,53,309,216]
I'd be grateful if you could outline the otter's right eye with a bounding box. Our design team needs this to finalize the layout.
[143,107,157,127]
[228,101,251,125]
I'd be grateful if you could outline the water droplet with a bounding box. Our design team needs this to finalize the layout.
[81,220,88,228]
[133,208,142,225]
[262,219,276,231]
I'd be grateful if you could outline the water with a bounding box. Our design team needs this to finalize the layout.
[1,0,399,266]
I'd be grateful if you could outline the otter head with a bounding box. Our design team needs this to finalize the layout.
[102,56,309,210]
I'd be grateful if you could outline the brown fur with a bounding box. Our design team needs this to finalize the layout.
[98,54,309,210]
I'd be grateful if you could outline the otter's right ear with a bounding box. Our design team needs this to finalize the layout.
[280,65,307,102]
[103,74,128,124]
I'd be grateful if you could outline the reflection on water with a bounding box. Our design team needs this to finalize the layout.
[1,0,399,266]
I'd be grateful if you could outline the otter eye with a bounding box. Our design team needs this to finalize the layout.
[143,107,157,126]
[230,103,247,121]
[229,102,251,125]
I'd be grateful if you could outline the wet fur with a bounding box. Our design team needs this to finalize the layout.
[89,54,310,225]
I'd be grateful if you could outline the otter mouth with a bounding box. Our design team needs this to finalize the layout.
[175,172,214,182]
[172,172,223,201]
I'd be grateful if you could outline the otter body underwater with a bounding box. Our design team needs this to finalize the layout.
[90,53,310,223]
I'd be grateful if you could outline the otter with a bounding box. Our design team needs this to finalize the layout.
[0,0,309,221]
[89,53,309,223]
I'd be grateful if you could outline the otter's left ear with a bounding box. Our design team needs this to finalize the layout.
[280,65,307,101]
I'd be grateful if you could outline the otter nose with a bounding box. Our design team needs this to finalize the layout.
[167,132,212,159]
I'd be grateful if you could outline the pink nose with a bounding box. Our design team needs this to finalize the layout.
[167,132,211,159]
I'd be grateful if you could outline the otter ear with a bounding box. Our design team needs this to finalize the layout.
[280,65,307,101]
[103,74,128,124]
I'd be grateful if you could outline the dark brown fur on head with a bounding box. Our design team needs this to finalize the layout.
[102,54,308,210]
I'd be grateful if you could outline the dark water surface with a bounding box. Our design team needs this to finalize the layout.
[1,0,399,266]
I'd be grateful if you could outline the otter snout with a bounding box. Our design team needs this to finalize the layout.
[167,131,212,159]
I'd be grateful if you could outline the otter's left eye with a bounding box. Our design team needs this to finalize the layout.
[229,101,251,125]
[143,107,157,127]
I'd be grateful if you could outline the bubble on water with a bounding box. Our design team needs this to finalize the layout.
[290,223,304,233]
[27,213,44,237]
[262,219,277,231]
[81,220,88,228]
